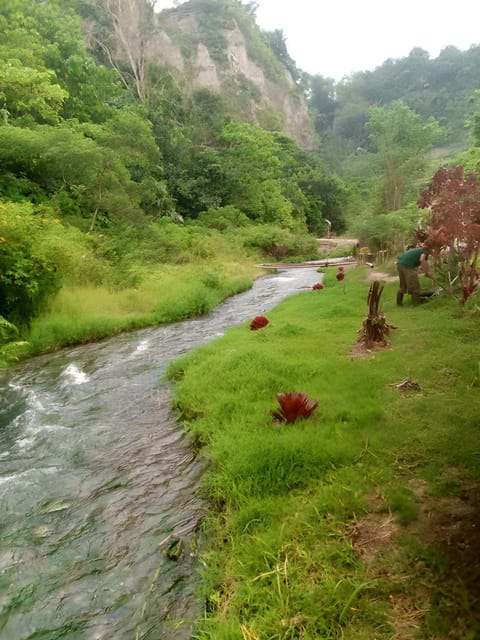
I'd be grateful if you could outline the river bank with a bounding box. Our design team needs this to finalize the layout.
[0,240,358,369]
[0,267,326,639]
[0,259,263,367]
[168,265,480,639]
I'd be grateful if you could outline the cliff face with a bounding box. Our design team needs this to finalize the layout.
[148,5,316,150]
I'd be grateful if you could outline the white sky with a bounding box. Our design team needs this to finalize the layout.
[156,0,480,81]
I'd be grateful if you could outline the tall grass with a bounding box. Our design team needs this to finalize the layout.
[10,219,324,361]
[167,266,480,639]
[22,262,257,356]
[1,217,321,362]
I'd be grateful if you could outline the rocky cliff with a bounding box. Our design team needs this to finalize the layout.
[148,2,316,150]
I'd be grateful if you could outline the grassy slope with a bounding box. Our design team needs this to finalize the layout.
[3,261,261,362]
[167,265,480,639]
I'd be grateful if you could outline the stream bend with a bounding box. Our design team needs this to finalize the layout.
[0,267,321,639]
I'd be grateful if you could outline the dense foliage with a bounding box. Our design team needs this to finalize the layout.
[0,0,346,337]
[0,202,62,327]
[309,44,480,154]
[1,0,479,346]
[305,42,480,244]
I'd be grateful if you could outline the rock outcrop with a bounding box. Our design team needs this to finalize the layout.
[149,4,316,150]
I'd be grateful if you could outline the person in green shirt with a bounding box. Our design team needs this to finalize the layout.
[396,244,434,306]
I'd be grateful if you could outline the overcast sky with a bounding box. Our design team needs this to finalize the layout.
[156,0,480,80]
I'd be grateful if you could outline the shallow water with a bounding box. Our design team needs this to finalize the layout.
[0,268,321,639]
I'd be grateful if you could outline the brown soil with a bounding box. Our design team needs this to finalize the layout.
[349,478,480,638]
[368,270,398,283]
[349,340,393,359]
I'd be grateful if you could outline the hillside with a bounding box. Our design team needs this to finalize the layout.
[1,0,480,357]
[158,3,314,148]
[80,0,316,149]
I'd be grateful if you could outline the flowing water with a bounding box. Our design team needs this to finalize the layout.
[0,267,321,640]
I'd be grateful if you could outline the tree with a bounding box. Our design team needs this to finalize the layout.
[366,100,443,212]
[418,165,480,305]
[0,124,147,231]
[357,281,395,348]
[262,29,299,81]
[0,60,67,124]
[351,205,420,253]
[188,88,231,146]
[306,74,338,135]
[0,0,127,124]
[81,0,159,101]
[217,121,292,225]
[0,202,62,327]
[466,89,480,147]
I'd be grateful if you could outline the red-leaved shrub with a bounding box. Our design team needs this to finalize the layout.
[418,165,480,304]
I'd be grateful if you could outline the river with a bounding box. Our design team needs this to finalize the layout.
[0,267,321,640]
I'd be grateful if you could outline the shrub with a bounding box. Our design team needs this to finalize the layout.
[0,202,62,326]
[196,205,251,231]
[418,166,480,304]
[241,224,317,261]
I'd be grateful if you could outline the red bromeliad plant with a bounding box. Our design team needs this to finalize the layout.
[312,283,324,290]
[250,315,269,330]
[272,392,318,424]
[418,166,480,305]
[336,266,346,293]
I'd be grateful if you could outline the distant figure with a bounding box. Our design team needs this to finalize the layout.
[396,244,434,306]
[324,219,332,238]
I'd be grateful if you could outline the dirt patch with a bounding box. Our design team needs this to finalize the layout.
[317,237,358,248]
[414,480,480,590]
[349,478,480,637]
[350,510,399,565]
[389,594,430,639]
[349,505,428,639]
[368,271,398,283]
[408,479,480,638]
[349,340,393,359]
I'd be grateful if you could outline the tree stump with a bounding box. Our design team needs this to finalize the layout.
[358,281,396,347]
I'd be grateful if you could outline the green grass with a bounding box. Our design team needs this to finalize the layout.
[167,266,480,639]
[0,220,322,364]
[12,261,259,358]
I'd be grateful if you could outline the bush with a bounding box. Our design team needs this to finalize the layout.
[0,201,62,326]
[351,204,423,252]
[241,224,318,261]
[118,218,219,265]
[35,223,112,286]
[196,205,251,231]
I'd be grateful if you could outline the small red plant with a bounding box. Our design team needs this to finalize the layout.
[336,267,345,281]
[250,315,269,330]
[312,283,324,290]
[272,392,318,424]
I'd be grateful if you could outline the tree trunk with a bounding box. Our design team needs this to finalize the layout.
[358,281,396,347]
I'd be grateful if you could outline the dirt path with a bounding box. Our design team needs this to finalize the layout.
[368,270,397,283]
[317,237,359,249]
